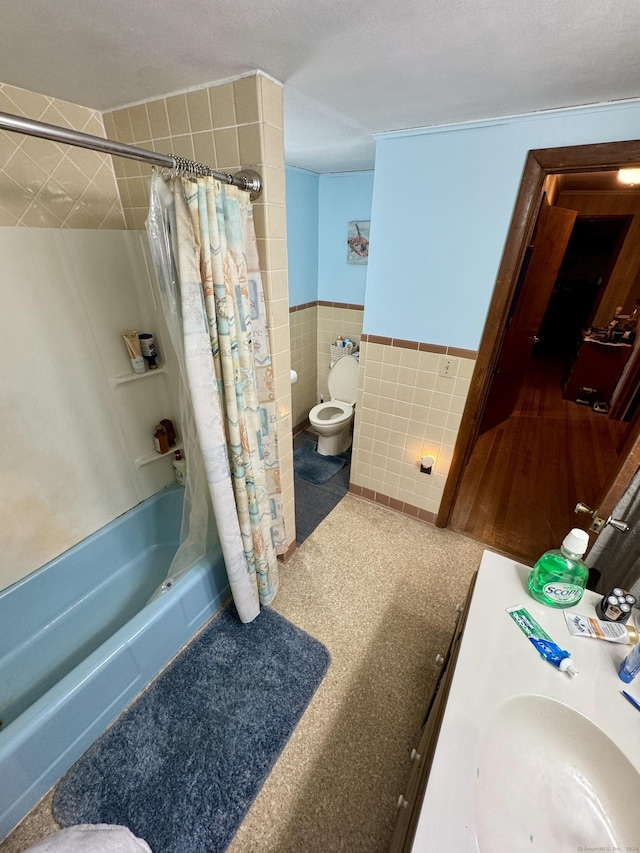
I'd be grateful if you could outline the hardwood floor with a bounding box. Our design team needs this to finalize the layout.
[450,351,628,564]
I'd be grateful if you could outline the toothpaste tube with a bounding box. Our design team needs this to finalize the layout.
[564,612,639,645]
[507,605,578,676]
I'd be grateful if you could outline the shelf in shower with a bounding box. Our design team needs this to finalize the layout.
[135,443,183,469]
[110,365,168,387]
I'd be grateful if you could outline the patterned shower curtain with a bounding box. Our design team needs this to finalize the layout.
[167,175,284,623]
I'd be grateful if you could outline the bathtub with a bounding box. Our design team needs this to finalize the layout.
[0,485,229,841]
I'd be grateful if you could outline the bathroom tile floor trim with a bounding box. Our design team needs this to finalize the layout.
[349,482,436,524]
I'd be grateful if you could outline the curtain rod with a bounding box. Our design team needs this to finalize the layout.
[0,109,262,196]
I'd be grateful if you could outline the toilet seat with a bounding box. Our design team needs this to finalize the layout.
[309,400,352,426]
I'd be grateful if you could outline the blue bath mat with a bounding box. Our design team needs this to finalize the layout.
[52,605,330,853]
[294,440,347,484]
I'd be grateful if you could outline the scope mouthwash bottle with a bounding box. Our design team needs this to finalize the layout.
[527,528,590,609]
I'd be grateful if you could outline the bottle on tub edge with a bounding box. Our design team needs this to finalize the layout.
[527,528,590,609]
[173,450,187,485]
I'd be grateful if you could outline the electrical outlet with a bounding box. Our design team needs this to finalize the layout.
[439,356,458,378]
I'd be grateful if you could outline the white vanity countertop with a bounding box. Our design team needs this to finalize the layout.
[411,550,640,853]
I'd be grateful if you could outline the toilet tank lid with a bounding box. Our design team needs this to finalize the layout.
[328,355,359,404]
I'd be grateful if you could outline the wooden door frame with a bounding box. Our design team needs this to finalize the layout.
[477,201,577,434]
[436,139,640,529]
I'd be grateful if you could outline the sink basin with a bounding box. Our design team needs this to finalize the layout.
[475,695,640,852]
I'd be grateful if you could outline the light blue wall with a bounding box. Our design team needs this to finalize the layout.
[318,172,374,304]
[365,100,640,351]
[285,166,319,307]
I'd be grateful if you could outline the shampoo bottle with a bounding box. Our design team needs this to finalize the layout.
[527,528,590,609]
[172,450,186,485]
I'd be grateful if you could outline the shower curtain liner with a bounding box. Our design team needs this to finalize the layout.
[146,172,284,623]
[587,466,640,596]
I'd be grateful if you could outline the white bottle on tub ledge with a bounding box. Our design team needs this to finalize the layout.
[172,450,186,485]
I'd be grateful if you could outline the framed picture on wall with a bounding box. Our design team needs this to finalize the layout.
[347,221,370,264]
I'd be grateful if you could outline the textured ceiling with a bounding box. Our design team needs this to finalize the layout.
[1,0,640,173]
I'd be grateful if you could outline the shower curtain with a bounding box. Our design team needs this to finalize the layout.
[146,172,284,623]
[587,466,640,595]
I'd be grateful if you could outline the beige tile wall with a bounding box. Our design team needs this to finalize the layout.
[0,83,124,228]
[317,304,365,401]
[290,305,318,428]
[104,73,295,551]
[351,340,475,517]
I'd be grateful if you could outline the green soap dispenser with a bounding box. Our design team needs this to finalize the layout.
[527,528,590,609]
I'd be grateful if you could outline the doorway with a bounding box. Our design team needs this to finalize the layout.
[437,141,640,563]
[450,201,633,561]
[536,216,630,362]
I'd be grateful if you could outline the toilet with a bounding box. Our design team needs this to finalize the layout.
[309,354,359,456]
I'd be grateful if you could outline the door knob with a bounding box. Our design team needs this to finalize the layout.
[606,517,630,533]
[575,502,629,534]
[575,502,597,518]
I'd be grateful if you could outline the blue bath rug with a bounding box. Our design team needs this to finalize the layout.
[52,605,330,853]
[294,440,347,484]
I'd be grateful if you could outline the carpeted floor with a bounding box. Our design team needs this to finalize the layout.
[1,494,485,853]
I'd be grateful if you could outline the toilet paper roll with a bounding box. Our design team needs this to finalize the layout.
[290,369,298,384]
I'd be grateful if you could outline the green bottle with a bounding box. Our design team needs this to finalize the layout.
[527,528,590,609]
